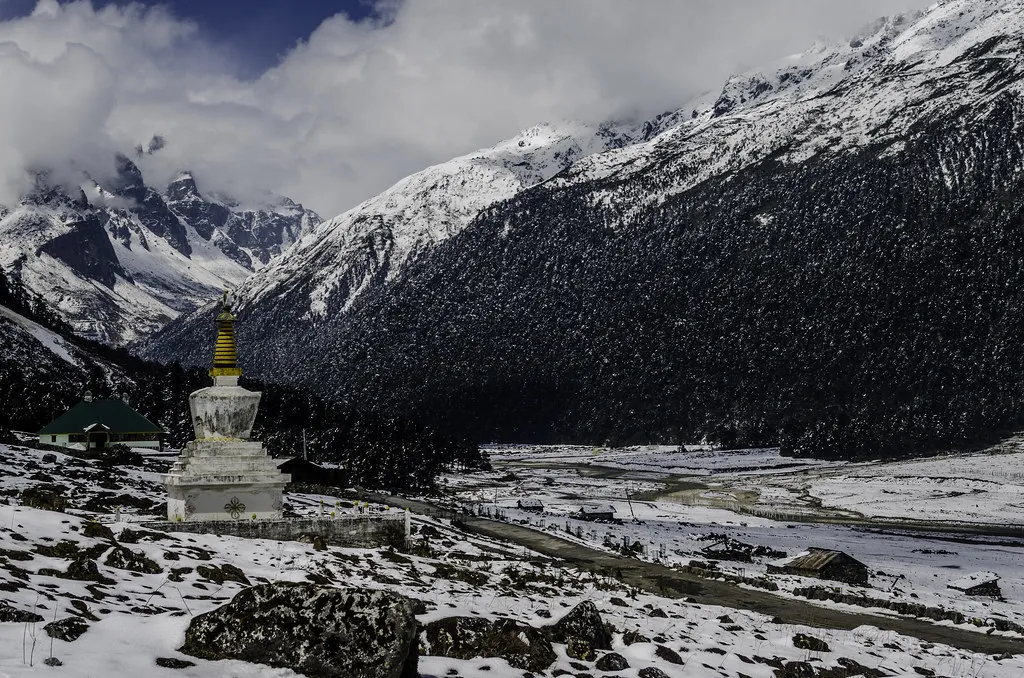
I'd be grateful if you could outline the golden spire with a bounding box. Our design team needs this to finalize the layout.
[210,290,242,378]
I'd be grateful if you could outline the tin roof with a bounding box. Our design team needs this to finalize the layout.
[580,503,615,515]
[948,571,1000,591]
[776,548,861,572]
[518,498,544,507]
[38,398,162,435]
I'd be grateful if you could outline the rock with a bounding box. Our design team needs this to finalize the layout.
[638,669,670,678]
[44,617,89,642]
[41,453,57,464]
[421,616,555,672]
[195,563,249,585]
[0,600,43,623]
[565,638,596,661]
[647,608,668,618]
[913,669,935,677]
[21,484,67,511]
[594,652,629,671]
[82,522,116,541]
[609,597,629,607]
[105,546,162,574]
[43,657,62,667]
[63,557,115,584]
[654,644,684,665]
[622,630,649,646]
[156,657,196,669]
[792,634,830,653]
[775,661,815,678]
[548,601,612,660]
[179,582,418,678]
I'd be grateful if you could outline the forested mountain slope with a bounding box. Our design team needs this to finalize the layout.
[146,0,1024,458]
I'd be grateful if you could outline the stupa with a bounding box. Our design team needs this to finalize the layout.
[164,292,290,521]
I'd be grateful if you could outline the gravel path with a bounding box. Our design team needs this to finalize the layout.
[375,493,1024,656]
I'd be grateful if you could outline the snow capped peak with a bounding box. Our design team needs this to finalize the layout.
[208,0,1024,330]
[166,172,201,202]
[238,117,645,317]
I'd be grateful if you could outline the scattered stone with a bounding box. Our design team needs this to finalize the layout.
[594,652,629,671]
[105,546,162,574]
[608,597,629,607]
[638,669,670,678]
[548,601,612,661]
[43,657,62,667]
[195,563,249,585]
[654,644,684,665]
[180,582,419,678]
[21,484,68,512]
[622,630,650,646]
[62,557,115,584]
[792,634,830,653]
[0,600,43,623]
[912,669,935,677]
[82,522,116,541]
[775,661,815,678]
[832,657,888,678]
[717,614,734,624]
[155,657,196,669]
[44,617,90,642]
[421,616,555,672]
[41,453,58,464]
[647,608,668,618]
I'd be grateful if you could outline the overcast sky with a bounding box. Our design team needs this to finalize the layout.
[0,0,934,218]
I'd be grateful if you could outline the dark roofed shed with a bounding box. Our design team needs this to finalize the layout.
[768,548,869,586]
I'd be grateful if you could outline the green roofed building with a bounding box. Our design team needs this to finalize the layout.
[38,391,163,450]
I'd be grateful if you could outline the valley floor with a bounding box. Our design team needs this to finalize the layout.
[1,441,1023,677]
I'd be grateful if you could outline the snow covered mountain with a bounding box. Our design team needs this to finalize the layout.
[0,155,320,345]
[148,0,1024,455]
[233,120,647,318]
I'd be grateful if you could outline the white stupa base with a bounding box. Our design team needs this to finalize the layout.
[164,440,290,522]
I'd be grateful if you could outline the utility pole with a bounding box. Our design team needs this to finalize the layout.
[302,429,307,460]
[625,487,637,522]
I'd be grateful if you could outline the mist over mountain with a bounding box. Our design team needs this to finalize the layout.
[0,153,320,345]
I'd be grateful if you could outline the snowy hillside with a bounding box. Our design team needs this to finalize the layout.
[3,442,1024,677]
[0,157,320,345]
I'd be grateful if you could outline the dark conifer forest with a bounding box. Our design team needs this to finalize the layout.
[0,269,486,492]
[146,93,1024,461]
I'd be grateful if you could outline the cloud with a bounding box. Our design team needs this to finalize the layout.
[0,0,932,217]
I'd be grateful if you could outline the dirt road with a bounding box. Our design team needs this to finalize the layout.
[376,493,1024,655]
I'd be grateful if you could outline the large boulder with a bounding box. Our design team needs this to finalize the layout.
[105,546,162,574]
[44,617,90,642]
[179,583,418,678]
[0,601,43,623]
[546,601,612,660]
[421,616,556,672]
[21,484,67,512]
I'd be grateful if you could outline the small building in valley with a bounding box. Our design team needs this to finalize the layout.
[578,503,617,523]
[768,548,870,586]
[948,572,1002,598]
[517,498,544,512]
[38,392,162,450]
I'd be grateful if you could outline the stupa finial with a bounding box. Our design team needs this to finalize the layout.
[210,290,241,378]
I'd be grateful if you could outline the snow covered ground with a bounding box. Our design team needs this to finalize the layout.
[441,442,1024,653]
[1,442,1023,676]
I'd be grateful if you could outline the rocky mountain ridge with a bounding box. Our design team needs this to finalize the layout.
[0,155,320,345]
